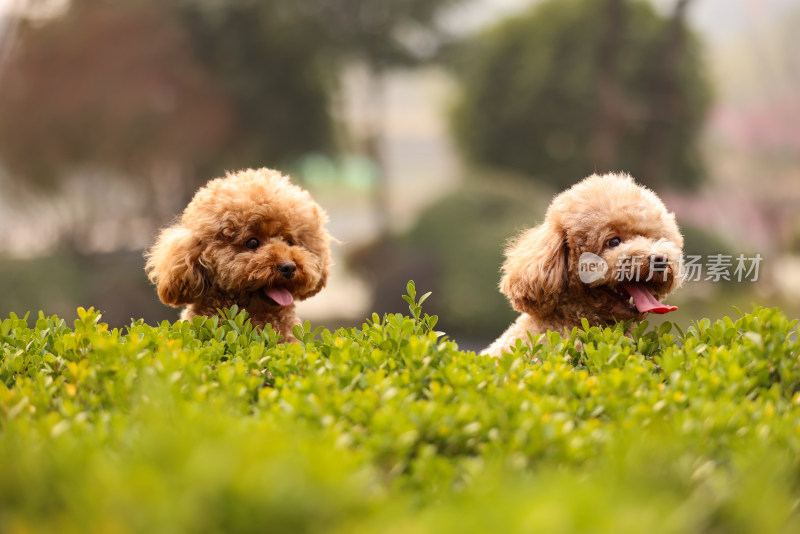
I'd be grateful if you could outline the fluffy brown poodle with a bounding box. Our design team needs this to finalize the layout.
[484,172,684,357]
[145,168,332,342]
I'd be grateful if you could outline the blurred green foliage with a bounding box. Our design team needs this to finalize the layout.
[0,0,464,195]
[0,255,86,319]
[450,0,712,190]
[789,223,800,254]
[0,252,174,328]
[169,1,335,176]
[2,283,800,532]
[0,2,239,190]
[350,176,548,339]
[293,0,465,70]
[681,223,735,258]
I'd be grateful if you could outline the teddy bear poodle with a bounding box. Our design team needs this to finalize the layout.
[145,168,332,343]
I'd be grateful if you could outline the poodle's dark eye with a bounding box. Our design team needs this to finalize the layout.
[607,237,622,248]
[245,238,260,250]
[285,237,295,247]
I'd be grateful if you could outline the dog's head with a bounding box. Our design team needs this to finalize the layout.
[501,173,683,323]
[146,168,332,310]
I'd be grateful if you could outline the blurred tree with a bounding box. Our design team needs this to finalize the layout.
[450,0,711,190]
[0,1,337,208]
[0,2,231,194]
[295,0,465,233]
[0,0,465,251]
[0,1,238,250]
[297,0,462,68]
[639,0,697,187]
[350,175,548,342]
[165,1,334,177]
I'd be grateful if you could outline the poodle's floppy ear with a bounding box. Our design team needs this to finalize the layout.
[500,222,568,316]
[145,226,206,307]
[301,232,333,300]
[310,250,332,299]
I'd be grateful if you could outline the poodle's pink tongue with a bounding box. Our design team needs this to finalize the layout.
[621,283,677,314]
[265,287,293,307]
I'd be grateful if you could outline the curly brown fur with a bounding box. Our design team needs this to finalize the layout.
[484,172,684,357]
[145,168,332,342]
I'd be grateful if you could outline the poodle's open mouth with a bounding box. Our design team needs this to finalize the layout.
[603,282,677,315]
[261,287,294,307]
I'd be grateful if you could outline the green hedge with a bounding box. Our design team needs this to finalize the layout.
[1,282,799,533]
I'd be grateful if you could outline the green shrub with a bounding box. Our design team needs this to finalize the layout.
[1,282,799,533]
[349,176,549,339]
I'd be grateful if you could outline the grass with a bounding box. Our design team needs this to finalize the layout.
[1,282,799,533]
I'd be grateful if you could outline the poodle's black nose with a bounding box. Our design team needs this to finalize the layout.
[277,261,296,279]
[649,254,668,265]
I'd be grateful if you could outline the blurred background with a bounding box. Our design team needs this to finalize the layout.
[1,0,798,349]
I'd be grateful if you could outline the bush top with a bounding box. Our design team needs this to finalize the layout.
[1,282,799,533]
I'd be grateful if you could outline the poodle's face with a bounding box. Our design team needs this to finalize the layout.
[501,173,684,323]
[563,181,684,321]
[147,168,331,310]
